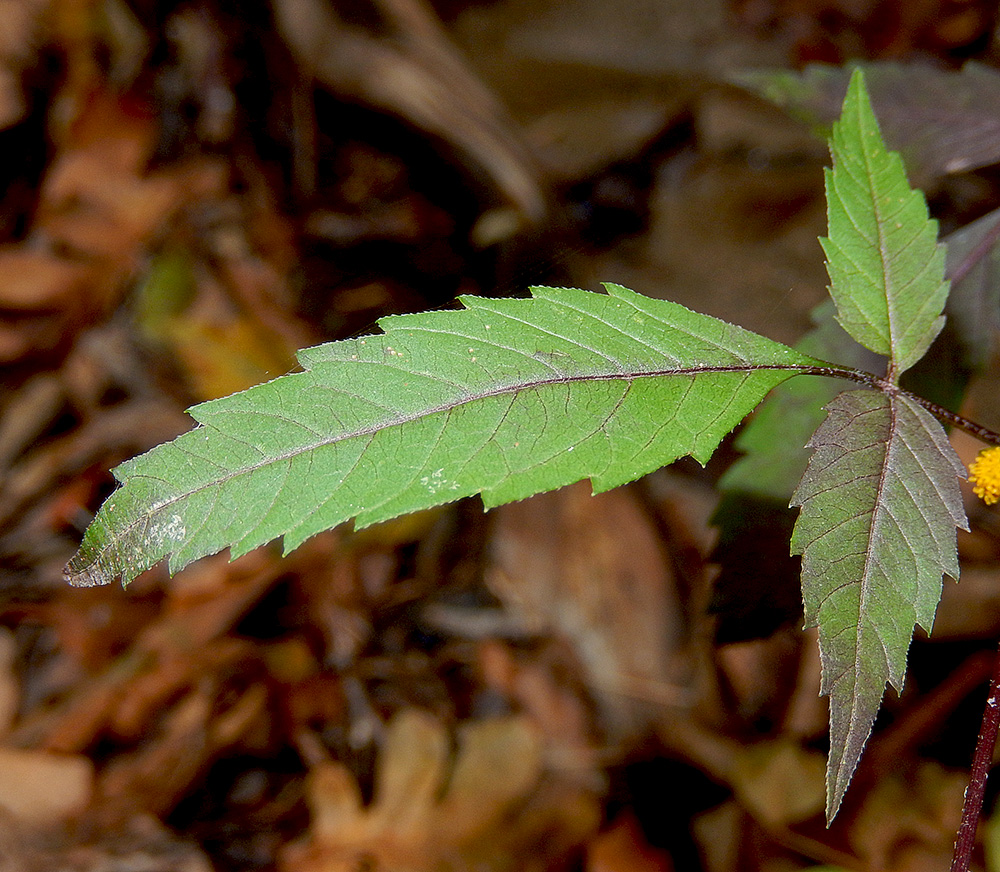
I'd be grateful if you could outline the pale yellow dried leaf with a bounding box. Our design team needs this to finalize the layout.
[0,629,17,737]
[0,749,93,826]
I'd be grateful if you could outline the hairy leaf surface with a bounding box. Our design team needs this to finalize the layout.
[790,389,967,822]
[821,70,949,376]
[66,283,822,587]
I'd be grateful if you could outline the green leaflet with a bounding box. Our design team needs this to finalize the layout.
[821,69,949,377]
[724,69,985,505]
[65,283,822,588]
[722,71,969,824]
[790,390,967,822]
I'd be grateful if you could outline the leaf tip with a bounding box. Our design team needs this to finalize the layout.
[845,65,867,95]
[825,784,846,827]
[63,556,115,588]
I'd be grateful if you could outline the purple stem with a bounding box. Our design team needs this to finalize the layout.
[951,638,1000,872]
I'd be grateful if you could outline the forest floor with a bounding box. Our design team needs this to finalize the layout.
[4,1,1000,870]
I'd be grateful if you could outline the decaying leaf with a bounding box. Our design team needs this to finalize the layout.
[738,62,1000,188]
[283,708,599,872]
[485,481,688,744]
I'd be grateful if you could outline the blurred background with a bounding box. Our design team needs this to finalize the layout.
[5,0,1000,869]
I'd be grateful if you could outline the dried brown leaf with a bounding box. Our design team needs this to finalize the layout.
[0,251,90,312]
[486,482,688,744]
[286,709,591,872]
[0,749,93,827]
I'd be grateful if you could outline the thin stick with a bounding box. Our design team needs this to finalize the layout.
[950,638,1000,872]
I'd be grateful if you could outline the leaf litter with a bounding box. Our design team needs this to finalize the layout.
[3,2,1000,871]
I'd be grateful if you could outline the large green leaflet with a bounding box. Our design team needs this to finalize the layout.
[65,283,821,588]
[821,70,949,376]
[790,390,966,822]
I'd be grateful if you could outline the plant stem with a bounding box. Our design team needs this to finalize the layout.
[900,391,1000,446]
[951,638,1000,872]
[797,365,1000,446]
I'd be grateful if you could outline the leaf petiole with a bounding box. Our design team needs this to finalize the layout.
[790,364,1000,446]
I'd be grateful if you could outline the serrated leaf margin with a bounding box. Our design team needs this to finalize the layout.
[820,69,948,377]
[790,389,967,821]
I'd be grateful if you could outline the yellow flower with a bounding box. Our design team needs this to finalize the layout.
[969,447,1000,505]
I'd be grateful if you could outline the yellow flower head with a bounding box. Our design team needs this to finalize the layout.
[969,446,1000,505]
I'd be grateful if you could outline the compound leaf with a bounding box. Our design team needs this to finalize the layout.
[790,389,967,822]
[66,282,822,587]
[822,69,949,377]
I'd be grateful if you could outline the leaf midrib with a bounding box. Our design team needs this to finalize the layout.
[836,394,896,804]
[856,95,901,377]
[74,361,817,575]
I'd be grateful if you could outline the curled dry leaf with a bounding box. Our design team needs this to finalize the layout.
[0,748,93,827]
[485,481,689,745]
[0,0,46,130]
[284,708,599,872]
